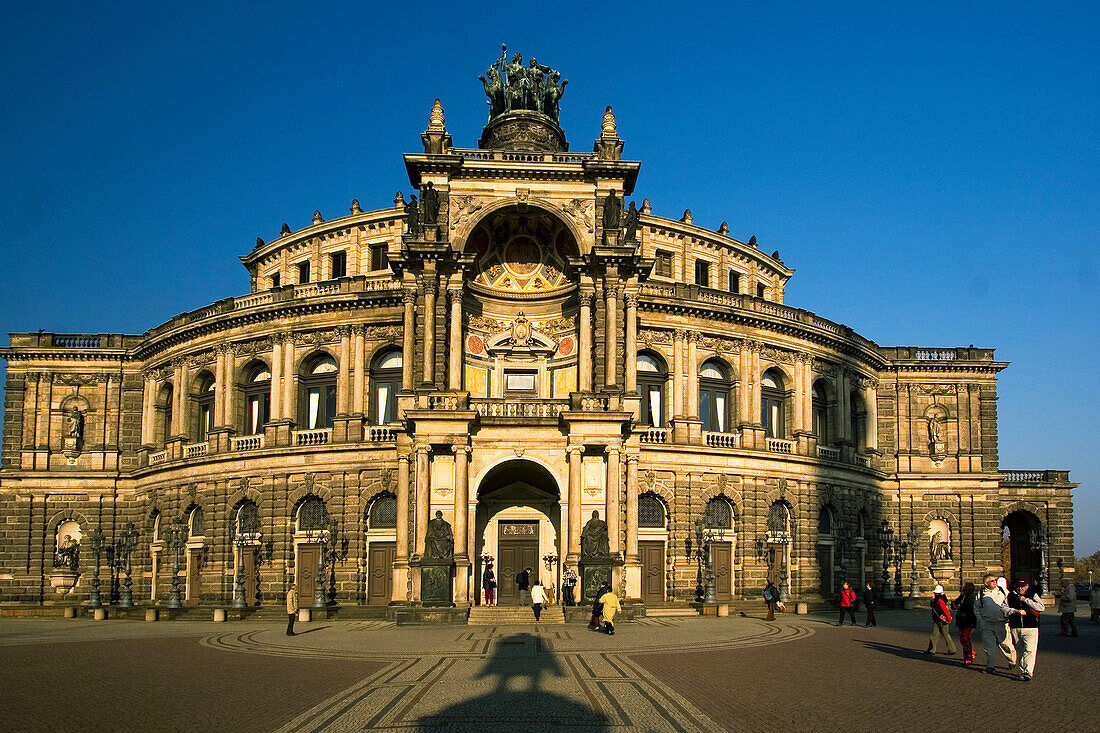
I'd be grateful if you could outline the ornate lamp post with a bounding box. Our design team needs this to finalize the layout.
[116,523,138,608]
[88,527,105,608]
[877,521,894,601]
[324,519,349,606]
[834,522,853,589]
[892,537,907,597]
[166,516,186,609]
[693,519,719,604]
[906,524,921,598]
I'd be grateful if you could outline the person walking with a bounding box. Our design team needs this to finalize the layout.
[1056,578,1078,637]
[530,579,548,621]
[286,583,298,636]
[516,566,532,606]
[482,563,497,607]
[862,582,878,627]
[763,581,779,620]
[589,581,609,631]
[1091,583,1100,624]
[952,582,978,664]
[598,584,622,635]
[1007,577,1045,681]
[837,582,857,626]
[925,585,957,655]
[976,574,1016,674]
[562,566,578,606]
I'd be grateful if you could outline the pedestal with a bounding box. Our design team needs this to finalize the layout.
[93,608,108,621]
[145,609,159,622]
[420,563,454,607]
[213,609,227,622]
[580,558,623,603]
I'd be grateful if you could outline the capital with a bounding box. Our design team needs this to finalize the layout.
[402,287,418,305]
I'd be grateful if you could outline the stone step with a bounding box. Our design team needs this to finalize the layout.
[646,607,700,617]
[467,606,565,625]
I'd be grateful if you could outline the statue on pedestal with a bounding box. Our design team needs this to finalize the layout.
[421,182,440,227]
[425,511,454,561]
[405,195,421,238]
[602,191,622,234]
[581,510,610,559]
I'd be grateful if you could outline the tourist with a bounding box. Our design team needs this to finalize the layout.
[1056,578,1078,637]
[598,584,621,635]
[1091,583,1100,624]
[542,563,556,605]
[977,574,1015,674]
[925,585,957,655]
[862,582,878,627]
[763,580,779,620]
[516,566,532,606]
[952,582,978,664]
[530,579,548,621]
[837,582,857,626]
[482,563,497,607]
[286,583,298,636]
[589,581,609,631]
[1007,577,1044,681]
[562,565,578,606]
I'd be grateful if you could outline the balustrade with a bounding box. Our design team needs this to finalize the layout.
[293,428,332,446]
[148,450,168,465]
[366,426,397,442]
[231,435,264,451]
[471,399,564,418]
[639,427,669,444]
[766,437,795,455]
[817,445,841,461]
[182,442,208,459]
[704,431,739,448]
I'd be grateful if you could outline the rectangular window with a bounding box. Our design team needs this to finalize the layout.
[757,283,766,299]
[297,260,311,284]
[370,243,389,272]
[699,390,711,432]
[654,251,672,278]
[715,392,727,432]
[504,370,537,397]
[762,398,783,438]
[330,251,346,279]
[646,384,662,427]
[729,272,740,293]
[270,272,280,289]
[695,259,710,287]
[247,394,270,435]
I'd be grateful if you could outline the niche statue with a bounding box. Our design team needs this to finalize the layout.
[425,510,454,561]
[581,510,611,559]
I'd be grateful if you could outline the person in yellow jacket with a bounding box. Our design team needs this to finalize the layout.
[598,587,621,635]
[286,583,298,636]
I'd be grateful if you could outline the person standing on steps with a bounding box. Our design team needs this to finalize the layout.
[530,579,548,621]
[952,582,978,664]
[516,566,532,606]
[925,585,957,656]
[763,581,779,621]
[862,582,878,627]
[1056,578,1078,637]
[562,565,578,606]
[837,582,857,626]
[286,583,298,636]
[482,563,497,607]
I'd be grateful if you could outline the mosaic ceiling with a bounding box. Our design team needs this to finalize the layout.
[468,211,574,294]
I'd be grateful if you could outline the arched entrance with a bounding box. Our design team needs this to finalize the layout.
[474,459,561,606]
[1002,510,1043,588]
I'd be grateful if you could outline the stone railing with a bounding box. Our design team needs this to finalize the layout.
[232,292,274,310]
[704,431,739,448]
[578,395,610,412]
[458,149,594,164]
[51,334,102,348]
[148,450,168,465]
[853,454,872,468]
[472,399,564,418]
[428,393,467,411]
[915,349,957,361]
[1001,470,1071,483]
[766,437,795,455]
[293,282,342,299]
[293,428,332,446]
[366,426,398,442]
[817,445,841,461]
[231,435,264,451]
[182,441,208,459]
[639,427,669,444]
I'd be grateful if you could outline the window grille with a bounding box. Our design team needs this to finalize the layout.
[369,495,398,528]
[299,497,328,531]
[188,507,205,537]
[767,503,790,536]
[238,503,261,535]
[704,498,732,529]
[638,495,665,528]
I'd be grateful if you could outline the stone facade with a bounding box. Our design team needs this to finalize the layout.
[0,75,1076,612]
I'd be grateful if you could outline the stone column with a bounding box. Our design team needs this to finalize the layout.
[448,285,463,391]
[687,332,699,419]
[838,370,851,443]
[223,350,235,430]
[606,445,621,555]
[269,337,283,420]
[174,361,188,436]
[792,358,804,434]
[352,326,365,415]
[672,330,684,417]
[625,455,639,561]
[567,446,583,560]
[282,339,295,423]
[802,358,814,433]
[624,293,638,394]
[414,445,430,558]
[452,445,469,603]
[337,327,351,415]
[738,346,751,426]
[214,347,227,427]
[402,288,416,391]
[422,280,437,386]
[396,454,411,561]
[604,282,619,387]
[749,346,761,421]
[863,380,878,451]
[579,285,593,392]
[141,373,156,445]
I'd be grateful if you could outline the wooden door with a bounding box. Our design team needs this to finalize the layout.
[368,542,396,605]
[241,548,258,606]
[712,542,732,601]
[498,541,539,605]
[639,541,665,603]
[297,544,321,605]
[186,548,203,605]
[767,546,782,587]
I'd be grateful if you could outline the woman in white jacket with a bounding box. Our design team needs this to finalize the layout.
[530,580,548,621]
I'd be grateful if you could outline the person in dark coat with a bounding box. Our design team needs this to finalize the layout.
[862,582,878,627]
[516,566,532,606]
[952,581,978,664]
[482,563,497,607]
[925,584,957,655]
[589,581,609,631]
[763,581,779,620]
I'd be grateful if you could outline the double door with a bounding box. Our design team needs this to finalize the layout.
[367,542,395,605]
[639,541,665,603]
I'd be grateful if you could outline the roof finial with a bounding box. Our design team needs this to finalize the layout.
[428,99,445,130]
[350,199,362,215]
[594,105,624,160]
[602,106,617,136]
[312,210,324,225]
[718,221,729,236]
[422,99,452,154]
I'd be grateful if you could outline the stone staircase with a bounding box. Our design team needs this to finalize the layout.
[467,605,565,625]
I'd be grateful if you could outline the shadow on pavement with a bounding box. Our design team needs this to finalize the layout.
[857,638,964,667]
[291,625,328,635]
[418,632,608,732]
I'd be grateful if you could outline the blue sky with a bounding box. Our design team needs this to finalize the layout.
[1,3,1096,554]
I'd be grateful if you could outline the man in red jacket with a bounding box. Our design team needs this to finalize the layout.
[837,582,857,626]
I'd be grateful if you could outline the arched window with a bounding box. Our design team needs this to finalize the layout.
[241,363,271,436]
[699,360,731,432]
[236,501,261,537]
[187,506,205,538]
[638,494,666,528]
[193,373,216,441]
[811,381,830,444]
[637,352,667,427]
[760,368,786,438]
[300,353,338,429]
[818,506,833,536]
[157,383,174,445]
[370,350,402,425]
[297,496,329,532]
[704,497,734,530]
[367,494,397,528]
[767,502,791,538]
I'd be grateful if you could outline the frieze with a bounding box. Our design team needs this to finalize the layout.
[232,338,274,357]
[292,330,338,347]
[758,344,795,364]
[698,335,741,352]
[638,328,673,345]
[55,373,110,386]
[369,326,402,343]
[563,198,595,233]
[915,384,957,396]
[450,194,489,233]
